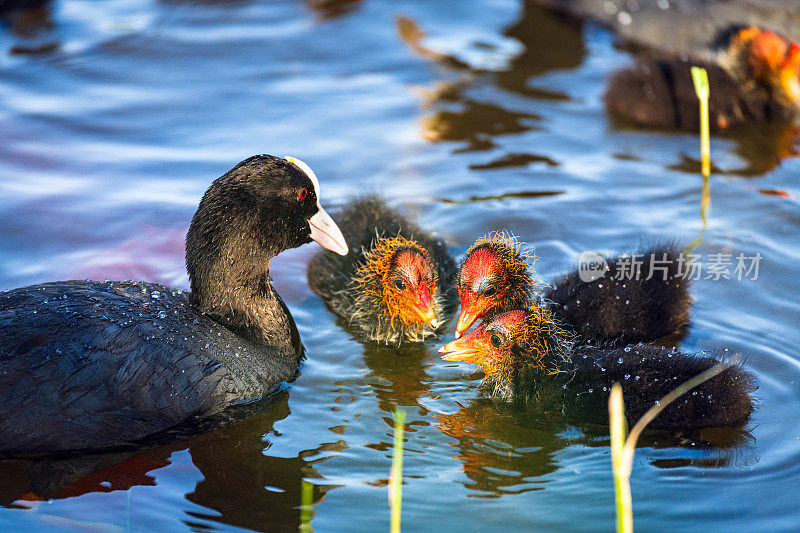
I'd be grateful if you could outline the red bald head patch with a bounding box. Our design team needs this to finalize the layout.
[455,234,534,337]
[460,246,501,292]
[391,248,436,287]
[382,245,440,329]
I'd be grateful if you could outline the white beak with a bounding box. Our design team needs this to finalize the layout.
[309,207,348,256]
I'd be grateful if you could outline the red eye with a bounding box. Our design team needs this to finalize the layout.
[299,188,308,201]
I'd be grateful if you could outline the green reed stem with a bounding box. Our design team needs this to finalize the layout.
[609,384,632,533]
[300,479,314,532]
[609,361,733,533]
[390,408,406,533]
[684,172,710,255]
[685,66,712,254]
[691,66,711,178]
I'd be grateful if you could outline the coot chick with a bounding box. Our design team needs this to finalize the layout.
[605,27,800,131]
[440,308,754,431]
[455,233,692,346]
[0,155,348,454]
[545,245,692,346]
[308,197,457,345]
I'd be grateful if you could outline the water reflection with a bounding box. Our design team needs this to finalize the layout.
[361,342,433,413]
[0,0,56,55]
[434,189,564,204]
[0,392,339,532]
[399,2,585,91]
[722,124,799,177]
[401,0,799,177]
[495,2,585,97]
[685,173,711,253]
[625,123,800,179]
[398,2,584,153]
[304,0,365,22]
[420,100,541,149]
[182,397,341,532]
[435,395,757,497]
[435,399,568,497]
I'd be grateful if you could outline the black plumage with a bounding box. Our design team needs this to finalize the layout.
[604,59,798,132]
[456,235,692,346]
[497,344,755,431]
[545,244,693,346]
[308,197,457,344]
[0,155,343,454]
[0,0,48,16]
[443,310,755,432]
[567,345,754,430]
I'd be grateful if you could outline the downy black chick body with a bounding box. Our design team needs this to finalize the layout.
[545,244,692,346]
[441,309,754,432]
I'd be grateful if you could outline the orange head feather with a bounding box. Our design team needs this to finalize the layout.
[351,235,443,343]
[455,232,537,338]
[732,26,800,104]
[440,306,573,399]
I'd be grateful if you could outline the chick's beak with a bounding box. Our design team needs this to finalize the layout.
[455,293,483,339]
[309,207,348,256]
[414,285,439,328]
[416,306,438,328]
[438,331,484,365]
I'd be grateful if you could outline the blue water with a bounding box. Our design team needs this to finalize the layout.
[1,0,800,531]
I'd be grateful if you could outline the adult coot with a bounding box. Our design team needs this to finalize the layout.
[455,233,692,346]
[307,197,457,345]
[440,308,754,431]
[0,155,348,454]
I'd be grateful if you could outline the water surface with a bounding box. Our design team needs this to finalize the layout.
[1,1,799,531]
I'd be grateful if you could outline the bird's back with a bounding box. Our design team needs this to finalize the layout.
[545,244,692,346]
[565,344,755,431]
[0,280,283,454]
